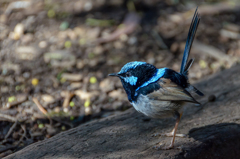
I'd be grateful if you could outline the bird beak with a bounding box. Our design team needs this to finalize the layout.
[108,73,119,77]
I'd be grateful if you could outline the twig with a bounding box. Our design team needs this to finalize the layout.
[168,3,240,25]
[4,94,27,109]
[32,97,52,125]
[0,125,28,154]
[62,91,75,108]
[192,40,234,66]
[220,29,240,40]
[17,125,27,145]
[4,121,18,140]
[52,118,73,128]
[199,2,240,16]
[0,113,17,122]
[32,97,48,115]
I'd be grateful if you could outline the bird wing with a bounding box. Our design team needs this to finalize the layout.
[147,78,199,104]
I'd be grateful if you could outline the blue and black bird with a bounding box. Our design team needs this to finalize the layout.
[109,8,203,149]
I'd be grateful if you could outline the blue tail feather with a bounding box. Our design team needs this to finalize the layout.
[180,7,200,75]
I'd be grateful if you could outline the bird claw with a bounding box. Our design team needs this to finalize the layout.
[153,143,174,150]
[152,133,161,137]
[163,133,187,138]
[152,132,187,138]
[161,145,174,150]
[153,143,165,150]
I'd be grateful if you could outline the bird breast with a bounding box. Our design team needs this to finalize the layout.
[131,94,183,119]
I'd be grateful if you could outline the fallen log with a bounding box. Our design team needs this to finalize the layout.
[5,65,240,159]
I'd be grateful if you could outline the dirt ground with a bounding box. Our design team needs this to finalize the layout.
[0,0,240,157]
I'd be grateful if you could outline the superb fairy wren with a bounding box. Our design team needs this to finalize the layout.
[109,8,203,149]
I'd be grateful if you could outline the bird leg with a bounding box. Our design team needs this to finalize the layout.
[153,113,186,138]
[154,112,185,150]
[161,113,186,138]
[162,112,182,150]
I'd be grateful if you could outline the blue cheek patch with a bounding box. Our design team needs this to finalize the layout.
[135,68,166,92]
[124,76,138,85]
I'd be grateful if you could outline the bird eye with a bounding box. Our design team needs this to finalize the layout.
[125,72,131,77]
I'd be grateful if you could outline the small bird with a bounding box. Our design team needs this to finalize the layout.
[109,8,203,149]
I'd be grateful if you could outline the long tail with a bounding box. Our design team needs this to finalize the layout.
[180,7,200,76]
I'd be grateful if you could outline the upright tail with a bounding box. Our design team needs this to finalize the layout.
[181,7,204,97]
[180,7,200,76]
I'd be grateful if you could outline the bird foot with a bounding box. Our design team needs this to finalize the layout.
[163,132,187,138]
[152,132,187,138]
[153,143,174,150]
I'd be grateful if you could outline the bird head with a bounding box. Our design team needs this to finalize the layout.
[109,61,157,102]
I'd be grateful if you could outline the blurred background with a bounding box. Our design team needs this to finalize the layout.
[0,0,240,157]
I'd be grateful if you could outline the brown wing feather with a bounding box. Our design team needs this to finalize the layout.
[147,78,199,104]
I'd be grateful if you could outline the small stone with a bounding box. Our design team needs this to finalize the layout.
[84,2,92,11]
[128,36,137,45]
[75,90,99,100]
[41,94,55,104]
[23,72,30,78]
[47,127,57,136]
[39,41,48,48]
[85,106,92,115]
[69,82,82,89]
[93,45,104,55]
[13,23,25,40]
[58,31,68,40]
[73,27,86,37]
[63,107,68,113]
[76,60,85,69]
[66,29,77,40]
[44,50,76,68]
[120,34,128,42]
[89,59,98,67]
[61,73,83,81]
[15,46,40,60]
[147,57,155,65]
[21,33,34,44]
[170,42,179,53]
[87,27,100,40]
[54,107,61,113]
[113,41,123,49]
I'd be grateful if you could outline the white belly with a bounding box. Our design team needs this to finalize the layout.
[132,94,183,118]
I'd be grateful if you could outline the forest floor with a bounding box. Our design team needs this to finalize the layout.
[0,0,240,157]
